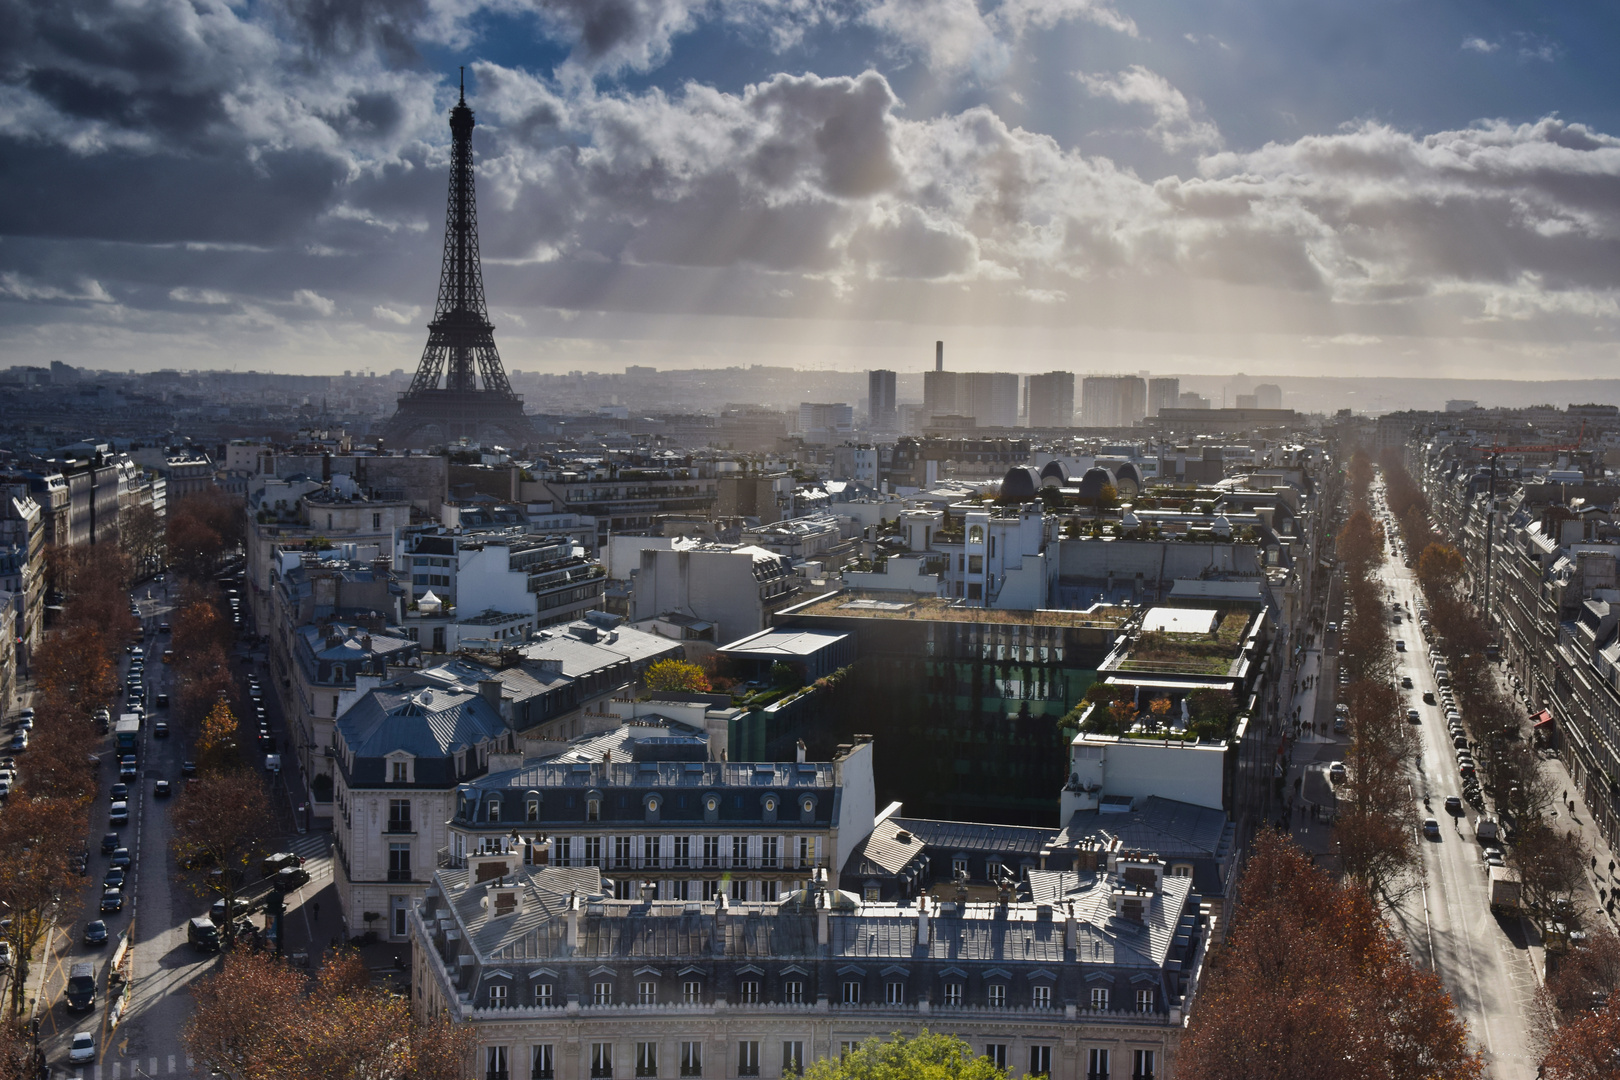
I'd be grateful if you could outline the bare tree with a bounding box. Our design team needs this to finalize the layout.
[171,773,271,946]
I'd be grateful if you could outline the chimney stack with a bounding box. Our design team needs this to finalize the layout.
[917,894,930,945]
[1065,901,1078,951]
[935,340,944,372]
[565,890,580,950]
[796,739,807,764]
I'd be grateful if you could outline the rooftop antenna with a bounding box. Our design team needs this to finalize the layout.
[459,66,465,103]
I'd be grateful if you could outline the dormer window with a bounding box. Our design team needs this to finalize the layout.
[392,761,408,784]
[487,800,502,823]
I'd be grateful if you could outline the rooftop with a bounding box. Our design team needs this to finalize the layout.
[789,591,1131,628]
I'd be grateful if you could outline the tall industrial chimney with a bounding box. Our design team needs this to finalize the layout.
[935,340,944,371]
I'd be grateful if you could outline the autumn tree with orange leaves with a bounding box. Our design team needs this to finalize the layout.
[1179,831,1483,1080]
[186,950,474,1080]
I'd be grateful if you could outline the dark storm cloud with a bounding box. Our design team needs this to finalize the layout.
[273,0,428,63]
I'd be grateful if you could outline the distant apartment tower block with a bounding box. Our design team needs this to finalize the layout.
[797,402,854,442]
[1026,372,1075,428]
[1148,377,1180,416]
[1080,375,1147,427]
[923,371,1019,428]
[1253,383,1283,409]
[867,369,897,430]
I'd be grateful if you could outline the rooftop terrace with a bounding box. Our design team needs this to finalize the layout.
[789,591,1131,628]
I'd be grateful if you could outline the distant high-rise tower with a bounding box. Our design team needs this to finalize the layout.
[1148,377,1180,416]
[1080,375,1147,427]
[382,73,536,450]
[1026,372,1075,428]
[1253,383,1283,410]
[868,369,897,430]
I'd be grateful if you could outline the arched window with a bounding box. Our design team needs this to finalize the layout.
[967,525,985,545]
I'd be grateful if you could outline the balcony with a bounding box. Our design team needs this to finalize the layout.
[386,820,414,834]
[387,868,414,883]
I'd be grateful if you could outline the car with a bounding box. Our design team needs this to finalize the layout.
[101,832,120,855]
[8,734,25,753]
[1423,818,1441,839]
[1459,762,1476,777]
[262,852,305,877]
[0,942,10,969]
[100,888,124,913]
[1407,709,1421,723]
[108,801,128,825]
[155,778,173,798]
[109,847,131,869]
[153,721,169,740]
[155,693,169,709]
[0,780,10,800]
[131,646,143,658]
[1395,640,1407,652]
[102,868,125,890]
[181,760,197,776]
[68,1032,96,1065]
[1328,761,1346,783]
[1423,691,1436,705]
[210,897,252,924]
[1333,717,1347,734]
[15,708,32,722]
[158,622,170,633]
[119,760,137,781]
[109,783,128,802]
[274,866,311,891]
[15,716,32,732]
[1326,621,1338,634]
[1400,676,1413,689]
[1453,735,1469,749]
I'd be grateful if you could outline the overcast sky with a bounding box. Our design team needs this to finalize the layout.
[3,0,1619,380]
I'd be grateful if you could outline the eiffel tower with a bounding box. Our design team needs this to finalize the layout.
[382,72,537,450]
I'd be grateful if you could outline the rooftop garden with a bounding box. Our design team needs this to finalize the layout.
[1112,611,1251,676]
[794,592,1131,628]
[1067,685,1243,743]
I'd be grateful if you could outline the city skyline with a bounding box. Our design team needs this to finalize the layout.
[2,2,1619,380]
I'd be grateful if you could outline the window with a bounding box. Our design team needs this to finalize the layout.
[732,835,748,867]
[760,881,779,902]
[703,836,721,868]
[372,512,382,529]
[638,980,657,1005]
[643,835,661,867]
[531,1045,555,1080]
[943,982,962,1006]
[1132,1050,1156,1080]
[391,761,408,783]
[952,856,968,879]
[388,799,411,831]
[1087,1048,1111,1080]
[783,980,804,1004]
[968,555,984,574]
[730,878,748,902]
[488,983,508,1008]
[885,981,905,1004]
[486,1046,510,1080]
[614,836,632,869]
[1090,987,1110,1011]
[984,1045,1006,1070]
[635,1043,657,1078]
[738,979,760,1004]
[536,983,553,1007]
[555,838,571,867]
[782,1042,804,1076]
[840,1043,857,1060]
[987,984,1006,1008]
[1029,1047,1051,1077]
[702,880,720,901]
[672,836,690,868]
[841,981,861,1004]
[671,880,689,901]
[798,836,812,868]
[683,980,703,1004]
[738,1041,760,1078]
[332,694,340,717]
[593,981,613,1006]
[679,1042,702,1077]
[488,800,501,823]
[527,799,541,822]
[591,1043,613,1079]
[760,836,778,868]
[587,798,600,822]
[583,837,602,867]
[388,843,412,882]
[1135,988,1154,1013]
[1032,984,1051,1009]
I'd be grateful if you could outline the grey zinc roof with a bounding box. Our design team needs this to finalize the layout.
[891,817,1054,859]
[1051,796,1231,861]
[1023,871,1194,969]
[718,628,849,658]
[850,816,930,876]
[518,623,680,677]
[337,686,507,759]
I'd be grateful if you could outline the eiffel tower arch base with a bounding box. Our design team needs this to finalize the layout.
[380,390,538,450]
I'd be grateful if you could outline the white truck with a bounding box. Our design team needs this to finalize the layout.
[1488,866,1522,917]
[1475,816,1499,844]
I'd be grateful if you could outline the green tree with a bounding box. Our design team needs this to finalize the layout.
[644,659,712,694]
[798,1032,1009,1080]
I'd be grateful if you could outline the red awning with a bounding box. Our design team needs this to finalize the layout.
[1533,710,1554,728]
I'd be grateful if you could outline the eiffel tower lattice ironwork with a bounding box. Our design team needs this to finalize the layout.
[382,71,536,449]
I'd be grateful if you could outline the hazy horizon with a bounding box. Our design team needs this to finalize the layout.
[4,1,1619,380]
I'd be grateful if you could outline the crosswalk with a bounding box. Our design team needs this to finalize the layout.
[62,1054,192,1079]
[287,830,333,884]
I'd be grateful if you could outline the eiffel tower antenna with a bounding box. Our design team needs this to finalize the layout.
[381,72,535,450]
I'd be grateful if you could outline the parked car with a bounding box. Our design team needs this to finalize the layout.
[181,760,197,776]
[1329,761,1346,783]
